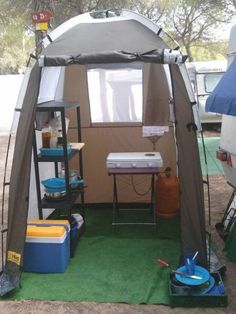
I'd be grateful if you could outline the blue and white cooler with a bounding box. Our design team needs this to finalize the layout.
[23,224,70,273]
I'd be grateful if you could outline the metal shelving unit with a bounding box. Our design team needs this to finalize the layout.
[32,101,85,254]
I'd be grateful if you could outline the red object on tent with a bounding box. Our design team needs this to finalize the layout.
[216,149,227,162]
[227,153,233,167]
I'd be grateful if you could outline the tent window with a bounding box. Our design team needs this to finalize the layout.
[87,63,143,123]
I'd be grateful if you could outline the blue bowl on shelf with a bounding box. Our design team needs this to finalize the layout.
[42,178,66,192]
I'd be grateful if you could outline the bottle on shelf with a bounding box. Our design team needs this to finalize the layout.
[49,116,62,148]
[50,128,58,148]
[57,129,64,148]
[41,124,51,148]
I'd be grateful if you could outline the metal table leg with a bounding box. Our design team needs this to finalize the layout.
[109,169,158,229]
[151,173,157,230]
[112,174,119,225]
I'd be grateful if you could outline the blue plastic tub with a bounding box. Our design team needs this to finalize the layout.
[40,145,72,157]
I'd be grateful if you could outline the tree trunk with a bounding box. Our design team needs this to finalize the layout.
[185,44,193,62]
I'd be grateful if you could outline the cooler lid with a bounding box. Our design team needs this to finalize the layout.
[28,219,69,225]
[26,226,66,238]
[27,219,70,231]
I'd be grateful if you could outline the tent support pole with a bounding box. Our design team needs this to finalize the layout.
[1,133,12,271]
[200,131,211,225]
[200,130,212,270]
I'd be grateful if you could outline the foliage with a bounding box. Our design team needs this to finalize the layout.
[0,0,34,74]
[0,20,34,74]
[161,0,235,61]
[42,0,135,26]
[0,0,236,72]
[46,0,172,26]
[188,40,228,61]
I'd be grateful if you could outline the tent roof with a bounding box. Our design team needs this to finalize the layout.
[40,10,171,66]
[44,19,166,56]
[206,57,236,116]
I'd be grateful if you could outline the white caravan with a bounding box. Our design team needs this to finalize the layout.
[187,60,226,123]
[205,24,236,237]
[219,25,236,187]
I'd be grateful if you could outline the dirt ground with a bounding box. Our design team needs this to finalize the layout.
[0,132,236,314]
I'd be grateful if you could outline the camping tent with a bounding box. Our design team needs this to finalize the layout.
[0,9,207,295]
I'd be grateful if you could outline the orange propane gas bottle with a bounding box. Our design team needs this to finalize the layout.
[156,167,180,219]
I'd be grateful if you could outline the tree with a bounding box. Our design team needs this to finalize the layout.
[190,40,228,61]
[232,0,236,8]
[118,0,171,24]
[161,0,235,61]
[0,0,34,74]
[47,1,135,26]
[1,0,236,72]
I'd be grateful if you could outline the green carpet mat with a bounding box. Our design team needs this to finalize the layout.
[198,136,223,175]
[4,208,180,304]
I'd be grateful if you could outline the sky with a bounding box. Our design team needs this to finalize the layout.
[218,18,236,40]
[0,75,23,132]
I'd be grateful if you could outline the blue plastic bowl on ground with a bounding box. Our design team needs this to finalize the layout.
[175,265,210,286]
